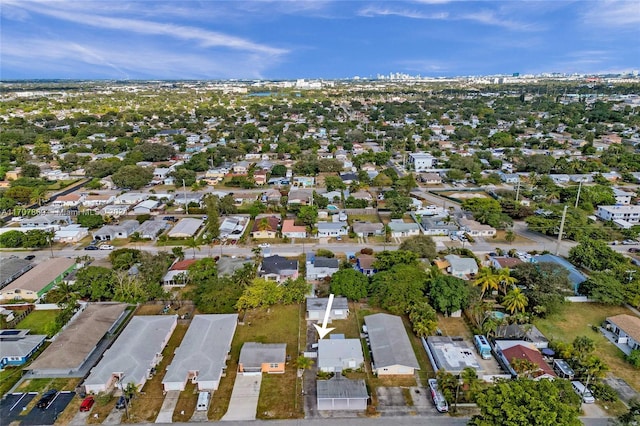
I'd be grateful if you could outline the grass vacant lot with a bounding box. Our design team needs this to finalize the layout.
[490,230,534,245]
[16,309,59,336]
[209,304,304,421]
[535,303,640,392]
[437,315,473,339]
[125,322,189,423]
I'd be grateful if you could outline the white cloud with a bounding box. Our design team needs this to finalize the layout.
[2,0,288,56]
[582,1,640,26]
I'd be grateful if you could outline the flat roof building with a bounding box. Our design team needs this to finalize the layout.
[167,218,203,238]
[426,336,484,375]
[84,315,177,393]
[163,314,238,392]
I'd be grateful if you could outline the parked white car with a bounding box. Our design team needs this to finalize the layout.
[99,244,115,250]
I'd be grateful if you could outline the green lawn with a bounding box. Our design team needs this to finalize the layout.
[534,303,640,393]
[16,309,59,336]
[210,304,304,420]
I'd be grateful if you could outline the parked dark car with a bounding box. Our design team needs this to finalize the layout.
[629,248,640,253]
[115,395,130,409]
[84,245,99,251]
[36,389,58,409]
[24,255,36,260]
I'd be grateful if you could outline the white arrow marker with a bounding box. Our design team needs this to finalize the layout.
[313,293,335,339]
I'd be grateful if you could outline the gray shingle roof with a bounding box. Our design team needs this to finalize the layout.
[306,297,349,312]
[84,315,177,389]
[0,331,46,360]
[239,342,286,369]
[317,339,364,371]
[313,257,340,269]
[260,255,297,275]
[364,313,420,370]
[163,314,237,387]
[317,374,368,399]
[0,258,33,288]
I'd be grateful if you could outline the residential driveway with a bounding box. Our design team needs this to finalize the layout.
[603,375,639,404]
[102,406,124,424]
[69,409,92,425]
[221,373,262,421]
[156,390,181,423]
[580,402,608,419]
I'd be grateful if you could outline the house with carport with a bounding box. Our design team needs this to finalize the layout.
[163,314,237,392]
[364,313,420,376]
[604,314,640,353]
[84,315,177,393]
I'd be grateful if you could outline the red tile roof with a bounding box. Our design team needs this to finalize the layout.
[502,344,556,378]
[170,259,198,271]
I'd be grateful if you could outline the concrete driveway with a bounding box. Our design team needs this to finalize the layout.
[156,390,180,423]
[221,373,262,421]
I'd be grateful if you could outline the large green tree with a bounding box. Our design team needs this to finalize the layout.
[428,275,470,315]
[569,239,627,271]
[330,269,369,301]
[372,250,418,271]
[111,165,153,189]
[369,264,428,315]
[470,378,581,426]
[74,266,116,301]
[398,235,437,260]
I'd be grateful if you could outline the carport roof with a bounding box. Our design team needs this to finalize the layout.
[163,314,238,387]
[317,374,368,399]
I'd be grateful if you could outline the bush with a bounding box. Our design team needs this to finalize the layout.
[627,349,640,369]
[316,249,335,258]
[589,381,619,402]
[360,247,374,255]
[136,214,151,224]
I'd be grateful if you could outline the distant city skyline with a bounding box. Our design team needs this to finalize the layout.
[1,1,639,80]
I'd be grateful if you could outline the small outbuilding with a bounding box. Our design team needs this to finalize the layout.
[317,373,368,411]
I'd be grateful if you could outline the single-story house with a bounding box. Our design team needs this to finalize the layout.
[317,222,348,238]
[350,190,373,203]
[364,313,420,376]
[292,176,314,188]
[281,219,307,239]
[426,336,484,376]
[115,193,149,205]
[355,254,376,276]
[318,338,364,372]
[20,214,71,228]
[0,329,47,368]
[54,224,89,243]
[162,259,198,288]
[388,221,421,238]
[488,256,523,270]
[444,255,478,278]
[82,194,116,208]
[420,218,458,236]
[317,374,368,411]
[238,342,287,374]
[420,173,442,184]
[0,258,76,301]
[458,217,496,237]
[167,218,203,238]
[0,257,33,289]
[498,341,556,380]
[92,220,140,241]
[132,199,161,215]
[163,314,238,392]
[219,216,250,241]
[259,255,298,283]
[51,193,85,208]
[251,216,280,239]
[99,204,130,217]
[605,314,640,352]
[352,222,384,237]
[135,220,170,240]
[264,189,282,204]
[84,315,178,393]
[26,303,128,375]
[306,255,340,281]
[306,297,349,322]
[287,189,314,205]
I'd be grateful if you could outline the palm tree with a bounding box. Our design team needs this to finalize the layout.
[296,356,314,370]
[497,267,517,295]
[460,367,481,402]
[502,287,528,313]
[185,237,200,259]
[473,268,499,299]
[172,246,185,260]
[581,356,608,400]
[505,230,516,245]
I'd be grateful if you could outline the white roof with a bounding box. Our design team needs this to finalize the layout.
[317,339,364,370]
[84,315,177,389]
[163,315,237,388]
[168,218,203,238]
[364,313,419,370]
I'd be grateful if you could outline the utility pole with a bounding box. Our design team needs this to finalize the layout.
[574,180,583,209]
[515,179,521,202]
[555,205,568,256]
[183,179,189,215]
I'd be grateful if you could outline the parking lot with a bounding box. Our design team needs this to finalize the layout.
[20,391,75,425]
[0,392,37,424]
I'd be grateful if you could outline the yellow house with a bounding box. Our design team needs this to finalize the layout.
[238,342,287,374]
[5,169,22,180]
[250,217,280,239]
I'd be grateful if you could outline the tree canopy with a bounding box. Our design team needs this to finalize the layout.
[111,165,153,189]
[398,235,437,260]
[330,269,369,301]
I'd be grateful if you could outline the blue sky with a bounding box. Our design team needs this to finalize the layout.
[1,1,639,80]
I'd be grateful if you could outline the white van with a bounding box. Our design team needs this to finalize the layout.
[196,391,210,411]
[571,381,595,404]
